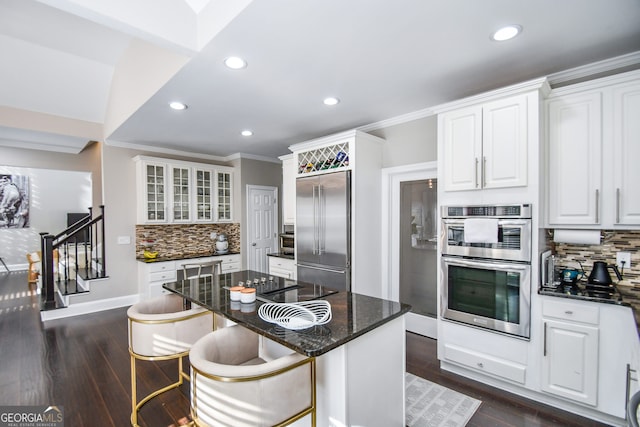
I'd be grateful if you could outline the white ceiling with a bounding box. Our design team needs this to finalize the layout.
[1,0,640,159]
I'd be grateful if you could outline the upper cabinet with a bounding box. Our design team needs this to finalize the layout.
[134,156,234,224]
[437,79,548,193]
[279,154,296,225]
[546,70,640,228]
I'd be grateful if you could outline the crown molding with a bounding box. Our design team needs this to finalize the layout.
[547,51,640,87]
[106,139,280,163]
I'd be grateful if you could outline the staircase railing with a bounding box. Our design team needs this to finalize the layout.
[40,206,106,309]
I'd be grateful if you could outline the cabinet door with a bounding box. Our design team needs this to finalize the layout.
[282,156,296,225]
[612,82,640,225]
[194,168,213,221]
[482,95,528,189]
[547,92,602,225]
[144,163,167,222]
[542,319,599,405]
[172,166,191,221]
[441,106,482,191]
[216,172,232,221]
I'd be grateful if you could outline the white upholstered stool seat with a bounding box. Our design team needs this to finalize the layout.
[190,325,316,427]
[127,294,213,427]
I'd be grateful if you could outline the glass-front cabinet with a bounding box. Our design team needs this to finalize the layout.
[145,164,166,221]
[217,172,232,221]
[134,156,233,224]
[195,169,213,221]
[172,167,190,221]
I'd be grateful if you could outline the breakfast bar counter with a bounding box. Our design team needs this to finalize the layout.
[163,270,411,426]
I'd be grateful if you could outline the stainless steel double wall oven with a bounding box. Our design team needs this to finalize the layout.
[441,204,532,338]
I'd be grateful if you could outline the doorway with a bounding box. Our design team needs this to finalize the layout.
[246,185,278,273]
[382,162,438,338]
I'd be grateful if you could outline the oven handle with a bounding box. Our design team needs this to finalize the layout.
[443,218,531,227]
[442,256,530,272]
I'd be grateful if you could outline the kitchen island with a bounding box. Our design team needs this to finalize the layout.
[163,270,411,426]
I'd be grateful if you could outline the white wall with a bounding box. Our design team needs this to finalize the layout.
[368,115,437,168]
[0,166,92,268]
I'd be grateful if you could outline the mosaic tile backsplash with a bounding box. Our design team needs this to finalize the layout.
[549,229,640,316]
[135,223,240,258]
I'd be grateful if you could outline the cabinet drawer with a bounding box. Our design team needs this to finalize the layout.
[149,270,177,283]
[268,257,295,269]
[148,261,176,273]
[444,343,526,384]
[217,255,240,263]
[542,299,599,325]
[221,262,240,273]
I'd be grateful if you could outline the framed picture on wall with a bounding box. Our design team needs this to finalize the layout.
[0,174,29,228]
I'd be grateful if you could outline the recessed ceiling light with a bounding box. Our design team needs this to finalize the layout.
[169,101,187,110]
[224,56,247,69]
[323,97,340,106]
[241,130,253,137]
[491,25,522,41]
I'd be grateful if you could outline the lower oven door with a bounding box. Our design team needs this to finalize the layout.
[441,256,531,338]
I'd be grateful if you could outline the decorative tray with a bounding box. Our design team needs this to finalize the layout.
[258,300,332,330]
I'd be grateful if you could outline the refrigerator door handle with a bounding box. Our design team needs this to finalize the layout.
[312,185,318,254]
[297,263,346,274]
[319,184,325,255]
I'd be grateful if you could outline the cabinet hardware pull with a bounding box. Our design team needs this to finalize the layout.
[595,189,600,224]
[475,158,479,188]
[626,364,638,416]
[543,322,547,357]
[616,188,621,224]
[483,156,487,188]
[564,310,573,315]
[477,362,484,368]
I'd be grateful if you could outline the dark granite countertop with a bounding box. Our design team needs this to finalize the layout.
[266,252,295,260]
[136,251,241,263]
[163,270,411,357]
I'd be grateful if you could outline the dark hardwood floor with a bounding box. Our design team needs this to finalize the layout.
[0,271,612,426]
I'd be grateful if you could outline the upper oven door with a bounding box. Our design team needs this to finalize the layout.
[441,218,531,262]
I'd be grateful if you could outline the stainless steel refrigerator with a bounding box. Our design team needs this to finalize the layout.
[296,170,351,291]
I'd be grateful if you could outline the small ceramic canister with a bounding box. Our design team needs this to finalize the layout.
[229,286,244,301]
[240,287,256,303]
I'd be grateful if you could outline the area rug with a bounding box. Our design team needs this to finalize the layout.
[406,372,481,427]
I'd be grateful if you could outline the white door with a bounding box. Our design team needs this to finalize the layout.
[247,186,278,273]
[382,162,438,339]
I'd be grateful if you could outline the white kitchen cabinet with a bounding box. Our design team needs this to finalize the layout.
[612,80,640,225]
[440,93,529,192]
[279,154,296,225]
[134,155,234,224]
[217,254,241,273]
[540,299,600,407]
[138,254,241,299]
[546,70,640,228]
[268,255,296,279]
[547,92,602,225]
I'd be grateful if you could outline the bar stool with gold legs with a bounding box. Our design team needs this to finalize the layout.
[189,325,316,427]
[127,294,213,427]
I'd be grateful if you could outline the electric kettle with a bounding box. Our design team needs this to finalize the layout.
[587,261,622,285]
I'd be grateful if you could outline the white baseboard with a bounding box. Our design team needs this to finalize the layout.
[40,294,140,322]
